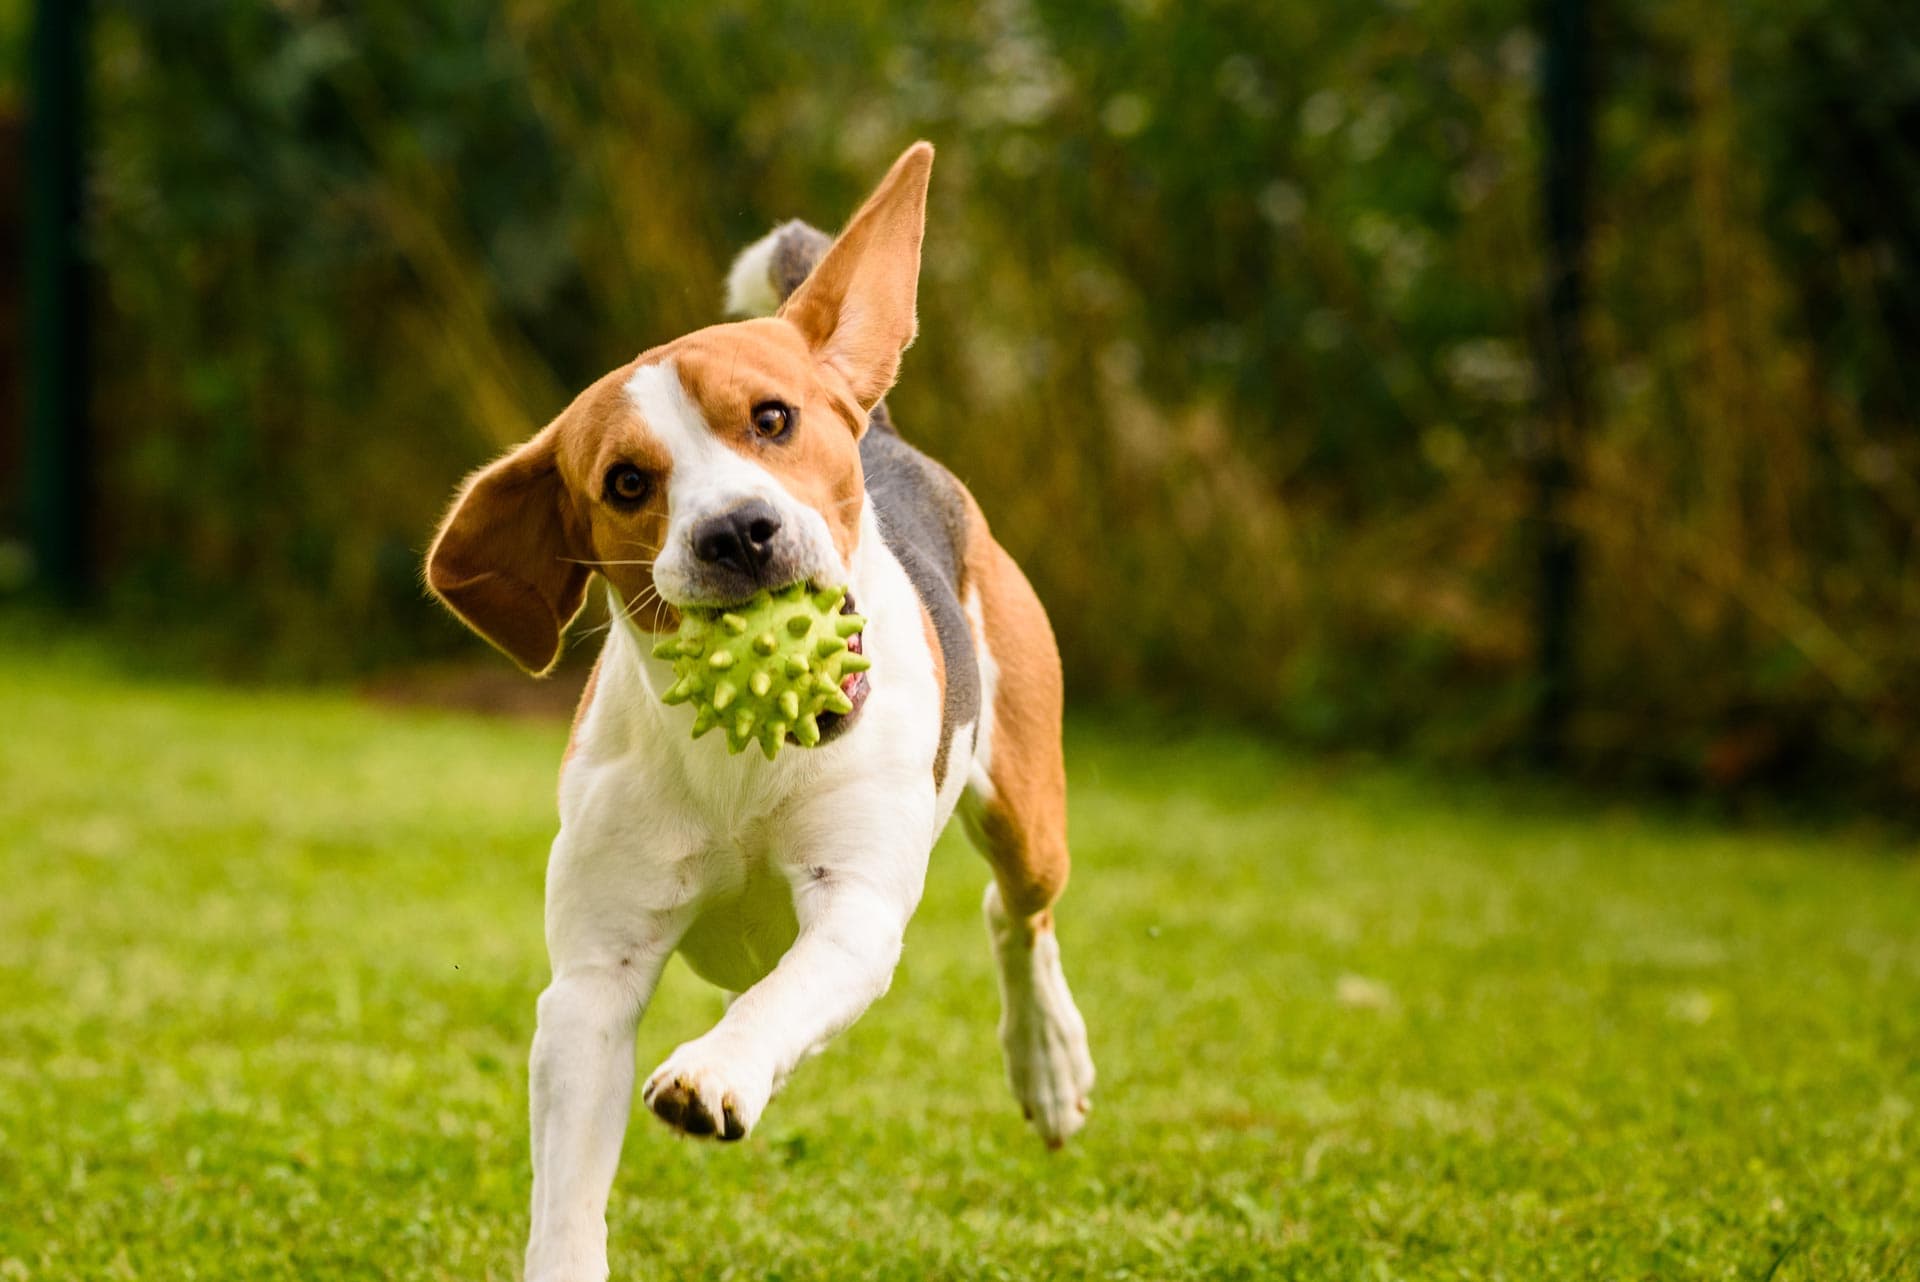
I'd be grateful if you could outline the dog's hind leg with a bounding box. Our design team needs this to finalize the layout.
[959,544,1095,1147]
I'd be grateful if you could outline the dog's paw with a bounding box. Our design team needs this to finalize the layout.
[642,1040,770,1141]
[1002,995,1096,1149]
[1000,955,1095,1149]
[984,886,1097,1149]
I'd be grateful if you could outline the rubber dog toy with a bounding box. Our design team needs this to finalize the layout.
[653,583,869,759]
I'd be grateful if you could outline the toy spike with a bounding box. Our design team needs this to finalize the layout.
[708,650,735,670]
[749,670,772,697]
[841,653,871,674]
[712,680,738,711]
[816,636,847,658]
[753,631,779,656]
[778,690,800,721]
[652,638,681,660]
[835,614,865,638]
[794,714,821,746]
[690,705,719,738]
[786,614,813,637]
[812,586,847,613]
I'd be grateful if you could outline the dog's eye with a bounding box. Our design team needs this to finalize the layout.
[604,464,653,507]
[750,401,793,441]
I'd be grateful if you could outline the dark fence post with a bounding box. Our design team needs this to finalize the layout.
[24,0,93,604]
[1530,0,1593,765]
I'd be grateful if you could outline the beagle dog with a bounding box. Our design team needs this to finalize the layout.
[426,143,1094,1282]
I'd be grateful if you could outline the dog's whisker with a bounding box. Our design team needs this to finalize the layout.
[579,585,663,642]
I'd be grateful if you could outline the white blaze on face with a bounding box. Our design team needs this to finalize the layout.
[627,360,846,606]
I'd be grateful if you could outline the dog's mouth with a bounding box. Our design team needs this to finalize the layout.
[813,587,868,744]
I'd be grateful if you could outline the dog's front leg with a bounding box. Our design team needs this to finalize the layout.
[642,851,925,1140]
[526,890,689,1282]
[525,961,659,1282]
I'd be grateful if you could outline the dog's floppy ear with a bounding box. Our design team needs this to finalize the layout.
[426,427,590,676]
[779,141,933,415]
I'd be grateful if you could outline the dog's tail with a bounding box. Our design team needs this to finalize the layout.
[724,220,832,319]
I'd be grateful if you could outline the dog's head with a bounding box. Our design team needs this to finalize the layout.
[426,143,932,674]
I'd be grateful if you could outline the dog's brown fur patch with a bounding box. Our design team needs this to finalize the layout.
[965,516,1071,922]
[562,655,603,780]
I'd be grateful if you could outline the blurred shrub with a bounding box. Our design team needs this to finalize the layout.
[33,0,1920,799]
[0,2,22,112]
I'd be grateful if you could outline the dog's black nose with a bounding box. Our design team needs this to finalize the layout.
[691,500,783,574]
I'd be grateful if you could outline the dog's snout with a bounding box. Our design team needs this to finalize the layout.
[691,500,784,575]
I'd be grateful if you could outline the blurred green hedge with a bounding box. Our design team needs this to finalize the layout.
[18,0,1920,799]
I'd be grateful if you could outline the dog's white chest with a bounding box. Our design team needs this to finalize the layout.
[674,843,802,992]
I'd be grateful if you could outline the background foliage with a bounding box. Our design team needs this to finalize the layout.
[7,0,1919,800]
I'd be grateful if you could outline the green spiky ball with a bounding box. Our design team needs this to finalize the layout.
[652,583,869,760]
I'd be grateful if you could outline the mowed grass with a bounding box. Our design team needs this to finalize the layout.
[2,639,1918,1281]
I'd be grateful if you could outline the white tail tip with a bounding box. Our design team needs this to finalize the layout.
[724,225,787,318]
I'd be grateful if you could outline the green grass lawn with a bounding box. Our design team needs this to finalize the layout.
[2,638,1917,1280]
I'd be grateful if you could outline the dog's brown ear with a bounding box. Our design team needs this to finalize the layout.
[779,141,933,414]
[426,428,590,676]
